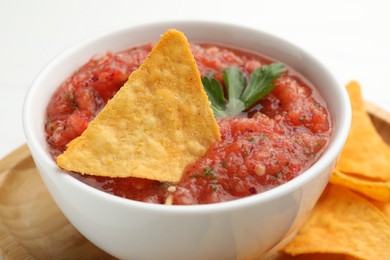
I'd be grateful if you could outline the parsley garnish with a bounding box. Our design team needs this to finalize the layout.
[202,63,285,118]
[203,167,216,176]
[203,167,217,179]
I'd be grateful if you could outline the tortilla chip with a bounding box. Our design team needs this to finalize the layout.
[336,81,390,180]
[282,184,390,259]
[330,169,390,202]
[57,29,221,183]
[371,200,390,219]
[279,253,355,260]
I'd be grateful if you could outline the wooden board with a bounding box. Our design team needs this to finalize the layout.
[0,146,115,259]
[0,103,389,260]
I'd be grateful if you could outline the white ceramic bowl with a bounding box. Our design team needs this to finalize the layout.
[23,21,351,259]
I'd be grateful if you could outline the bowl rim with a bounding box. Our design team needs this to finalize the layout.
[23,20,351,214]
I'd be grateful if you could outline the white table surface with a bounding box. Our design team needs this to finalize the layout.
[1,0,390,160]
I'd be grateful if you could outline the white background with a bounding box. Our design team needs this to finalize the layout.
[1,0,390,159]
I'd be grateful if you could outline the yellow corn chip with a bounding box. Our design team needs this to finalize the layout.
[336,81,390,180]
[330,169,390,202]
[380,202,390,217]
[279,253,354,260]
[282,184,390,259]
[371,200,390,219]
[57,29,221,183]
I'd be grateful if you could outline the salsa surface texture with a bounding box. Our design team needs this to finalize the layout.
[45,43,332,205]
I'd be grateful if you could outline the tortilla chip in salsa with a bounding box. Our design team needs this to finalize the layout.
[57,29,221,183]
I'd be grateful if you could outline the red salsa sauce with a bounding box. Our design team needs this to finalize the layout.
[45,43,332,205]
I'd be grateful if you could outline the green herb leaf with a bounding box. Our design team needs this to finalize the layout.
[223,67,246,100]
[202,63,285,118]
[223,67,246,116]
[240,63,285,109]
[202,77,228,118]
